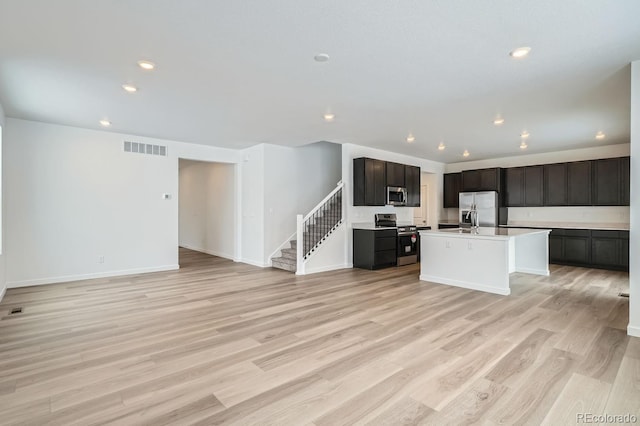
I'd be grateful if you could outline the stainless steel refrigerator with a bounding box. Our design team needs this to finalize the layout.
[458,191,501,227]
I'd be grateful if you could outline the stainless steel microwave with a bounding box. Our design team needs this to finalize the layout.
[386,186,407,206]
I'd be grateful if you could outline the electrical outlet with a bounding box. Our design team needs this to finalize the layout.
[445,241,451,248]
[98,256,105,264]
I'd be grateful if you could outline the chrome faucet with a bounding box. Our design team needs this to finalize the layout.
[466,202,479,231]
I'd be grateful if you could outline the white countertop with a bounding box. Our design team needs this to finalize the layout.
[420,227,550,240]
[352,222,416,230]
[352,223,395,230]
[501,221,629,231]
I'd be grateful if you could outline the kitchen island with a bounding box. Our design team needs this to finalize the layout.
[419,227,550,295]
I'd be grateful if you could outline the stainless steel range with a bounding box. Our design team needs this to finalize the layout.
[374,213,418,266]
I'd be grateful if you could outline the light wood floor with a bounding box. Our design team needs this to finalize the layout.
[0,248,638,425]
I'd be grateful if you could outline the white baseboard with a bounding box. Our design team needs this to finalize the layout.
[419,274,510,296]
[628,324,640,338]
[7,264,180,288]
[239,258,269,268]
[0,285,6,302]
[298,263,350,275]
[515,267,550,276]
[179,245,234,261]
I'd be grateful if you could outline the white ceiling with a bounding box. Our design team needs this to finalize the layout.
[0,0,639,163]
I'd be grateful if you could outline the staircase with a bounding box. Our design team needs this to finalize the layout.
[271,239,297,272]
[271,182,344,274]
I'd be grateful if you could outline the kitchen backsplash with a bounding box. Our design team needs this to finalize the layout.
[442,206,629,224]
[508,206,629,223]
[350,205,415,224]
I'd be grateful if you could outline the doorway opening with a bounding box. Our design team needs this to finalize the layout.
[178,159,237,266]
[414,172,438,229]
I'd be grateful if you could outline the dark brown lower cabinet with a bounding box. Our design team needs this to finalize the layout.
[353,229,397,270]
[549,229,628,271]
[549,233,564,263]
[438,224,460,229]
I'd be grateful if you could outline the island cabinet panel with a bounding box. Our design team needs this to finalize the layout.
[543,163,568,206]
[461,168,502,192]
[353,158,386,206]
[353,229,397,270]
[405,165,421,207]
[386,162,405,187]
[567,161,592,205]
[592,158,622,205]
[443,173,461,208]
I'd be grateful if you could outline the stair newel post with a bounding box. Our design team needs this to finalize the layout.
[296,214,305,275]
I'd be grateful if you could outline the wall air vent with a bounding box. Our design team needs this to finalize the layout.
[124,141,167,157]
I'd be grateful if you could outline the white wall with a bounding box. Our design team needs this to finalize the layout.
[443,144,632,226]
[0,102,5,300]
[179,160,236,259]
[4,119,240,287]
[629,61,639,337]
[304,225,347,274]
[342,143,445,265]
[294,141,342,214]
[264,144,297,264]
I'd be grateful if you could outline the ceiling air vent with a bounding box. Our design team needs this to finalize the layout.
[124,141,167,157]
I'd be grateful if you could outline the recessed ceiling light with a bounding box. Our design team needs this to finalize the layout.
[493,116,505,125]
[122,84,138,93]
[406,133,415,143]
[510,47,531,59]
[323,112,335,122]
[438,142,445,151]
[314,53,330,62]
[99,119,111,127]
[520,140,528,149]
[595,131,606,140]
[137,60,155,70]
[463,150,470,157]
[520,131,530,139]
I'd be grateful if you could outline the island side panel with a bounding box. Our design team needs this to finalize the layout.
[513,231,550,276]
[419,233,511,295]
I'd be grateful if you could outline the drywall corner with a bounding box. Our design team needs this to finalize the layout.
[629,60,640,336]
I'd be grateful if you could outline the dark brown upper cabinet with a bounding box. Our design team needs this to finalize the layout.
[405,165,421,207]
[353,158,420,207]
[353,158,386,206]
[567,161,592,206]
[443,173,461,208]
[505,166,543,207]
[592,158,623,206]
[543,163,568,206]
[505,167,524,206]
[524,166,544,206]
[461,168,502,192]
[386,162,405,187]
